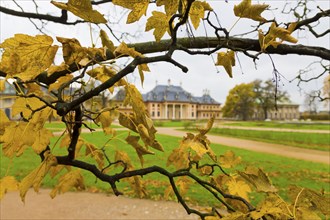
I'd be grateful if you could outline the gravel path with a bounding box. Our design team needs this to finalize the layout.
[0,189,198,220]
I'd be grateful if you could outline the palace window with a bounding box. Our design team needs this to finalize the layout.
[157,111,160,117]
[152,111,155,117]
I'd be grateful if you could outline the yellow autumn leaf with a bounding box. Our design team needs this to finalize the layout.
[26,83,44,96]
[85,143,105,169]
[145,11,170,42]
[51,0,106,23]
[47,63,69,76]
[215,50,235,78]
[164,177,191,200]
[189,1,213,29]
[219,150,241,168]
[1,122,36,157]
[95,110,115,135]
[19,151,57,202]
[0,109,12,135]
[115,150,134,170]
[114,43,149,85]
[118,112,138,132]
[227,177,251,201]
[87,66,127,93]
[0,79,5,92]
[50,170,85,199]
[234,0,269,22]
[32,128,54,154]
[156,0,179,15]
[126,134,154,167]
[0,34,58,81]
[48,74,73,92]
[56,37,87,65]
[259,22,298,51]
[0,176,19,199]
[100,30,116,54]
[112,0,149,24]
[238,168,277,193]
[12,97,45,119]
[198,114,215,135]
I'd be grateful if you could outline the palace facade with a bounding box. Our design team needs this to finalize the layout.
[112,82,222,120]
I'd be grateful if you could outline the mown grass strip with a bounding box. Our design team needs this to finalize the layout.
[208,128,330,151]
[222,121,330,130]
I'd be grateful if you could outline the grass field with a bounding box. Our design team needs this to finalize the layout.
[208,128,330,151]
[1,131,329,206]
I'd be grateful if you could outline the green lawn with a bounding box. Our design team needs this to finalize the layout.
[1,131,329,206]
[208,128,330,151]
[222,121,330,130]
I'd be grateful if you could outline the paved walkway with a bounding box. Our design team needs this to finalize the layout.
[156,127,330,164]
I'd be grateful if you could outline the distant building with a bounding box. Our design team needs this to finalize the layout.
[253,101,300,120]
[0,82,16,119]
[112,81,221,120]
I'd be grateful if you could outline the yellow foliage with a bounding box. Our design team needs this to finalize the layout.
[1,122,36,157]
[19,151,57,202]
[87,66,126,93]
[219,150,241,168]
[47,63,69,76]
[85,143,105,169]
[227,177,251,201]
[0,176,19,199]
[100,30,116,54]
[95,110,115,135]
[234,0,269,22]
[48,74,73,92]
[145,11,171,42]
[156,0,179,15]
[126,134,154,167]
[12,97,44,119]
[114,43,149,85]
[51,0,106,23]
[259,22,298,51]
[0,79,5,92]
[215,50,235,78]
[164,177,191,200]
[0,34,58,81]
[50,170,85,199]
[112,0,149,24]
[56,37,86,65]
[0,109,12,135]
[238,168,278,193]
[31,128,54,154]
[189,1,213,29]
[26,83,44,96]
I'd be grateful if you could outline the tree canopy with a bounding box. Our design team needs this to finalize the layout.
[0,0,329,219]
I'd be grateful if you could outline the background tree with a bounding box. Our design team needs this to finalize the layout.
[222,83,256,121]
[304,90,320,114]
[253,79,290,120]
[0,0,329,219]
[322,74,330,108]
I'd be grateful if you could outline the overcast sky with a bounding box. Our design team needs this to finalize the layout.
[1,0,329,111]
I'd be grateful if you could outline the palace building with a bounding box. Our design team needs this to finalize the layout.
[112,80,222,120]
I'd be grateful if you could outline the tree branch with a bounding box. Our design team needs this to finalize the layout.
[0,6,84,25]
[1,37,329,84]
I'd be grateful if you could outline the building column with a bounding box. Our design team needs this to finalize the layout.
[165,104,168,119]
[180,104,183,119]
[172,104,175,120]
